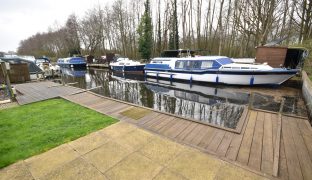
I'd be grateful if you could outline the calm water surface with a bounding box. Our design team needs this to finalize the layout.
[59,68,307,129]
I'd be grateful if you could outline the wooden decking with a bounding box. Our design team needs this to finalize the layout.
[14,81,80,105]
[62,91,312,180]
[12,81,312,179]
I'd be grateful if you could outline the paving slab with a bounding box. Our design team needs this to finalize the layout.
[167,149,225,180]
[214,164,268,180]
[83,140,133,173]
[68,131,111,155]
[98,121,136,138]
[113,128,155,151]
[0,121,270,180]
[0,161,33,180]
[42,157,106,180]
[139,136,187,165]
[105,152,163,180]
[24,144,79,179]
[153,168,188,180]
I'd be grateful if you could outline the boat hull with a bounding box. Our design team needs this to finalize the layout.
[57,63,86,68]
[144,70,298,85]
[111,65,145,73]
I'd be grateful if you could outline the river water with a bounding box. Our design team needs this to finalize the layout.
[59,68,307,129]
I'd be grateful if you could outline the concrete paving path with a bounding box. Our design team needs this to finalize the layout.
[0,122,268,180]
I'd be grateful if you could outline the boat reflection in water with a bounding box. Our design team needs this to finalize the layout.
[60,68,307,130]
[63,69,248,129]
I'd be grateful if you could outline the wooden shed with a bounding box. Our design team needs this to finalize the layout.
[255,46,307,69]
[255,46,288,68]
[0,63,30,83]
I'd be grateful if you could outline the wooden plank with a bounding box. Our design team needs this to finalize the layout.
[262,112,274,175]
[289,116,312,180]
[216,132,234,157]
[198,127,216,149]
[248,111,264,171]
[175,123,198,141]
[279,134,289,180]
[189,126,212,146]
[226,111,251,161]
[282,116,303,180]
[143,114,168,128]
[236,107,248,132]
[296,119,312,160]
[158,118,179,134]
[163,119,189,138]
[152,116,176,132]
[137,112,161,126]
[273,114,282,177]
[88,100,112,109]
[183,125,205,144]
[206,130,226,152]
[166,120,191,139]
[105,104,130,115]
[82,97,105,106]
[272,113,278,152]
[237,111,258,165]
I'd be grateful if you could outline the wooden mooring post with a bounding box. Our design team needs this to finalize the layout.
[0,61,14,100]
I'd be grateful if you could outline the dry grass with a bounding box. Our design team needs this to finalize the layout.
[120,107,152,120]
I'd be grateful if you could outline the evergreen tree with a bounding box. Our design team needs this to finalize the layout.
[138,0,153,60]
[169,0,179,50]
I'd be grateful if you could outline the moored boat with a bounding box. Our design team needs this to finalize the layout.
[144,51,299,86]
[57,57,86,68]
[110,57,145,73]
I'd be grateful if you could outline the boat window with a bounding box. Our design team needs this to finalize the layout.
[201,61,213,69]
[241,67,250,69]
[175,61,185,69]
[193,61,201,69]
[231,67,240,69]
[223,67,231,69]
[126,63,130,65]
[119,63,124,65]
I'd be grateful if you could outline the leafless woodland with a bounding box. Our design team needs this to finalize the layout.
[17,0,312,59]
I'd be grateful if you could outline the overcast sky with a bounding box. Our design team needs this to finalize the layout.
[0,0,110,52]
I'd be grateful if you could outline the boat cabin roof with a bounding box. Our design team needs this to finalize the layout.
[153,56,232,65]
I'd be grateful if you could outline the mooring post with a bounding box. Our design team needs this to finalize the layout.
[52,69,54,79]
[0,61,14,100]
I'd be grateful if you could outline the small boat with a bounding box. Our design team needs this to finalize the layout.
[110,57,145,73]
[144,50,299,86]
[57,57,86,68]
[35,58,60,77]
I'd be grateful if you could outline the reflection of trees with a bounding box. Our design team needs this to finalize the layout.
[67,69,245,129]
[173,97,244,128]
[139,84,154,108]
[88,69,111,96]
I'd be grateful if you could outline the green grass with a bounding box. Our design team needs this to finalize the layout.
[0,98,118,168]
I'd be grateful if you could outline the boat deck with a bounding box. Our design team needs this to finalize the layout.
[13,81,312,179]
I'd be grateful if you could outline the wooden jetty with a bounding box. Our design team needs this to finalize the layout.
[14,81,312,180]
[14,81,80,105]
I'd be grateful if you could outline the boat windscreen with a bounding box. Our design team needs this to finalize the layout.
[216,58,233,65]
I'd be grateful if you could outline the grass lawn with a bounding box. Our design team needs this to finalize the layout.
[0,98,118,168]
